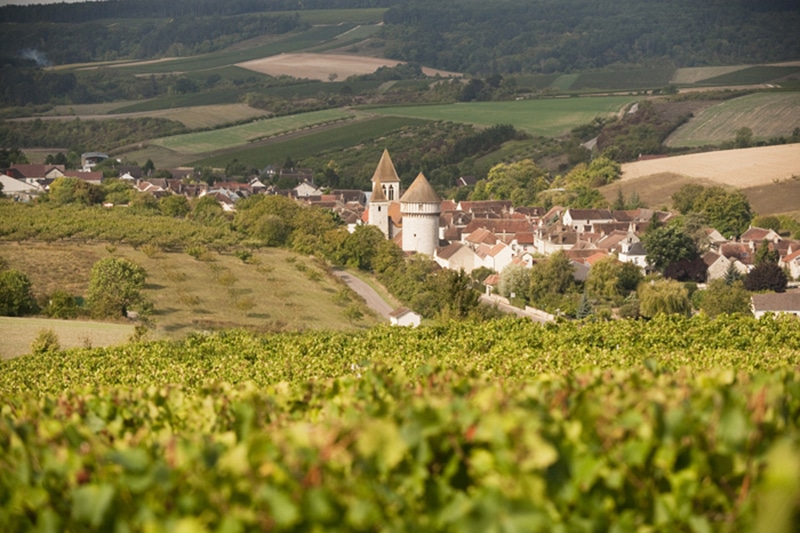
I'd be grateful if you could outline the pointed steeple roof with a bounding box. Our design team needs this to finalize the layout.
[371,175,387,202]
[400,173,440,204]
[371,149,401,184]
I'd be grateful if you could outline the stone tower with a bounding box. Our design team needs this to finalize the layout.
[371,149,401,201]
[368,175,390,238]
[400,172,441,256]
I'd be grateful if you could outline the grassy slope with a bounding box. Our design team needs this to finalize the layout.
[666,92,800,147]
[190,115,431,168]
[150,109,357,154]
[0,242,379,344]
[364,96,635,136]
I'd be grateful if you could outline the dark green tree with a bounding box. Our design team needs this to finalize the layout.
[754,240,779,266]
[744,262,788,293]
[159,195,191,218]
[642,224,700,272]
[0,269,38,316]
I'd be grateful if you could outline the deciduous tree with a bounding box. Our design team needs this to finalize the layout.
[638,279,691,318]
[86,257,148,319]
[698,279,751,318]
[642,224,699,272]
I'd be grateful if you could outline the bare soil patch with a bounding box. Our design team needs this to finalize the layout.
[619,144,800,189]
[237,53,458,81]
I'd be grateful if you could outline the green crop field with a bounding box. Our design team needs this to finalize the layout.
[550,73,580,91]
[192,116,431,168]
[571,68,675,90]
[111,85,256,113]
[700,66,800,86]
[261,80,383,99]
[665,92,800,147]
[150,109,356,155]
[2,315,800,531]
[365,96,635,136]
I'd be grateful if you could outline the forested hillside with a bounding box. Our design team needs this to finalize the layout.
[382,0,800,74]
[2,0,796,71]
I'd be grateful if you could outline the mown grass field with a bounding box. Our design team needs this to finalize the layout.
[110,84,259,113]
[191,116,431,168]
[571,68,674,90]
[150,109,356,155]
[364,96,635,136]
[700,66,800,86]
[0,242,378,344]
[0,317,133,359]
[550,74,580,91]
[22,104,271,130]
[666,92,800,147]
[671,66,750,85]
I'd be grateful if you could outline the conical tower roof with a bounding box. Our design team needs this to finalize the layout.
[370,175,387,202]
[371,149,401,184]
[400,173,440,204]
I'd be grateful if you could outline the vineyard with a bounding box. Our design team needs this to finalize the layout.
[2,315,800,531]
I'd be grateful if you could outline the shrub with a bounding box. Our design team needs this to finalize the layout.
[45,289,79,319]
[30,329,60,355]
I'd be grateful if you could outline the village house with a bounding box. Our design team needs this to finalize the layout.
[752,291,800,319]
[389,307,422,327]
[0,172,43,201]
[435,242,476,273]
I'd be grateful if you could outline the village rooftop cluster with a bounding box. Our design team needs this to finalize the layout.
[2,149,800,318]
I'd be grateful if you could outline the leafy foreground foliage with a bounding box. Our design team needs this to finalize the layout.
[2,315,800,532]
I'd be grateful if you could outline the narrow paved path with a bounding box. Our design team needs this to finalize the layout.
[333,269,394,320]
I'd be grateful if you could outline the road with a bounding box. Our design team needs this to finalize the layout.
[333,269,551,324]
[333,270,394,320]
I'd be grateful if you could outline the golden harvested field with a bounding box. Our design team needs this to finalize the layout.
[620,144,800,188]
[237,53,458,81]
